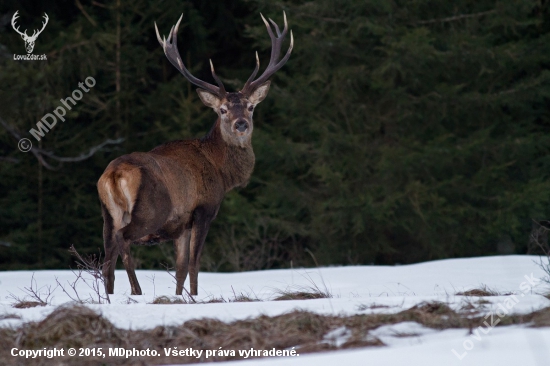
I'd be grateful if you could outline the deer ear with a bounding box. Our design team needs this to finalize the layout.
[197,88,221,109]
[248,81,271,106]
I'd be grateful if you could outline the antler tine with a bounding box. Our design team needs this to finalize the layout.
[269,18,281,37]
[243,51,261,89]
[167,25,175,44]
[32,13,49,38]
[260,13,279,66]
[42,13,49,27]
[260,13,275,42]
[268,12,289,62]
[241,12,293,95]
[11,11,28,37]
[154,22,163,47]
[170,14,182,47]
[155,14,225,97]
[209,59,226,94]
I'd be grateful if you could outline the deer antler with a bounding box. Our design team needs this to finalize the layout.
[11,11,49,41]
[11,11,28,38]
[155,15,226,97]
[240,12,294,96]
[29,13,49,40]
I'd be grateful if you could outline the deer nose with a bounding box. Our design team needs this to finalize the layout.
[234,119,249,132]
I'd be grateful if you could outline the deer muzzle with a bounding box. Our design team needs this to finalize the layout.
[234,119,249,133]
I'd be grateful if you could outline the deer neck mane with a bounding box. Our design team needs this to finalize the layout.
[201,119,255,191]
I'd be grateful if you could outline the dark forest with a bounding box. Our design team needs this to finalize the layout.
[1,0,549,271]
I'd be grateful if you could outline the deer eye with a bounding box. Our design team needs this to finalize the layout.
[248,106,254,112]
[220,108,227,114]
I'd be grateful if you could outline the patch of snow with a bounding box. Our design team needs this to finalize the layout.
[214,327,550,366]
[1,255,550,365]
[323,326,351,347]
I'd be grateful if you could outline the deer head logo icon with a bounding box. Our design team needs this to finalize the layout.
[11,11,49,54]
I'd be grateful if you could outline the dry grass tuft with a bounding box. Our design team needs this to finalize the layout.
[274,288,331,301]
[457,289,497,296]
[230,294,260,302]
[12,301,46,309]
[396,301,469,329]
[1,302,549,365]
[14,305,122,350]
[204,296,226,303]
[459,301,476,312]
[150,293,260,304]
[0,313,21,320]
[531,307,550,327]
[356,303,391,311]
[229,287,260,302]
[409,301,454,314]
[458,298,490,314]
[150,296,186,304]
[456,285,512,297]
[274,291,327,301]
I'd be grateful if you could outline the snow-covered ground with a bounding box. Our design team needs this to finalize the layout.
[1,255,550,365]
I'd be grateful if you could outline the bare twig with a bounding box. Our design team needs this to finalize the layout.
[1,115,124,170]
[55,273,85,303]
[530,220,550,285]
[56,245,111,304]
[47,41,90,57]
[33,138,125,163]
[295,12,346,23]
[0,115,22,139]
[0,157,19,163]
[8,273,57,308]
[75,0,97,27]
[92,1,109,8]
[70,245,111,304]
[147,274,157,300]
[161,263,196,303]
[414,10,497,25]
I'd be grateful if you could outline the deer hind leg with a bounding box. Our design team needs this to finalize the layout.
[98,174,127,295]
[174,228,191,295]
[116,230,142,295]
[101,203,119,294]
[103,192,142,296]
[117,170,172,295]
[188,206,218,296]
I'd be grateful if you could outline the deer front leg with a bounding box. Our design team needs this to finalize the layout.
[188,207,216,296]
[174,229,191,295]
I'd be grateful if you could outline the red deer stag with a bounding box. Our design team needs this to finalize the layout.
[97,13,293,296]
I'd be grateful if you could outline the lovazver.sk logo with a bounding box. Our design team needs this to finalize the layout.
[12,10,48,61]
